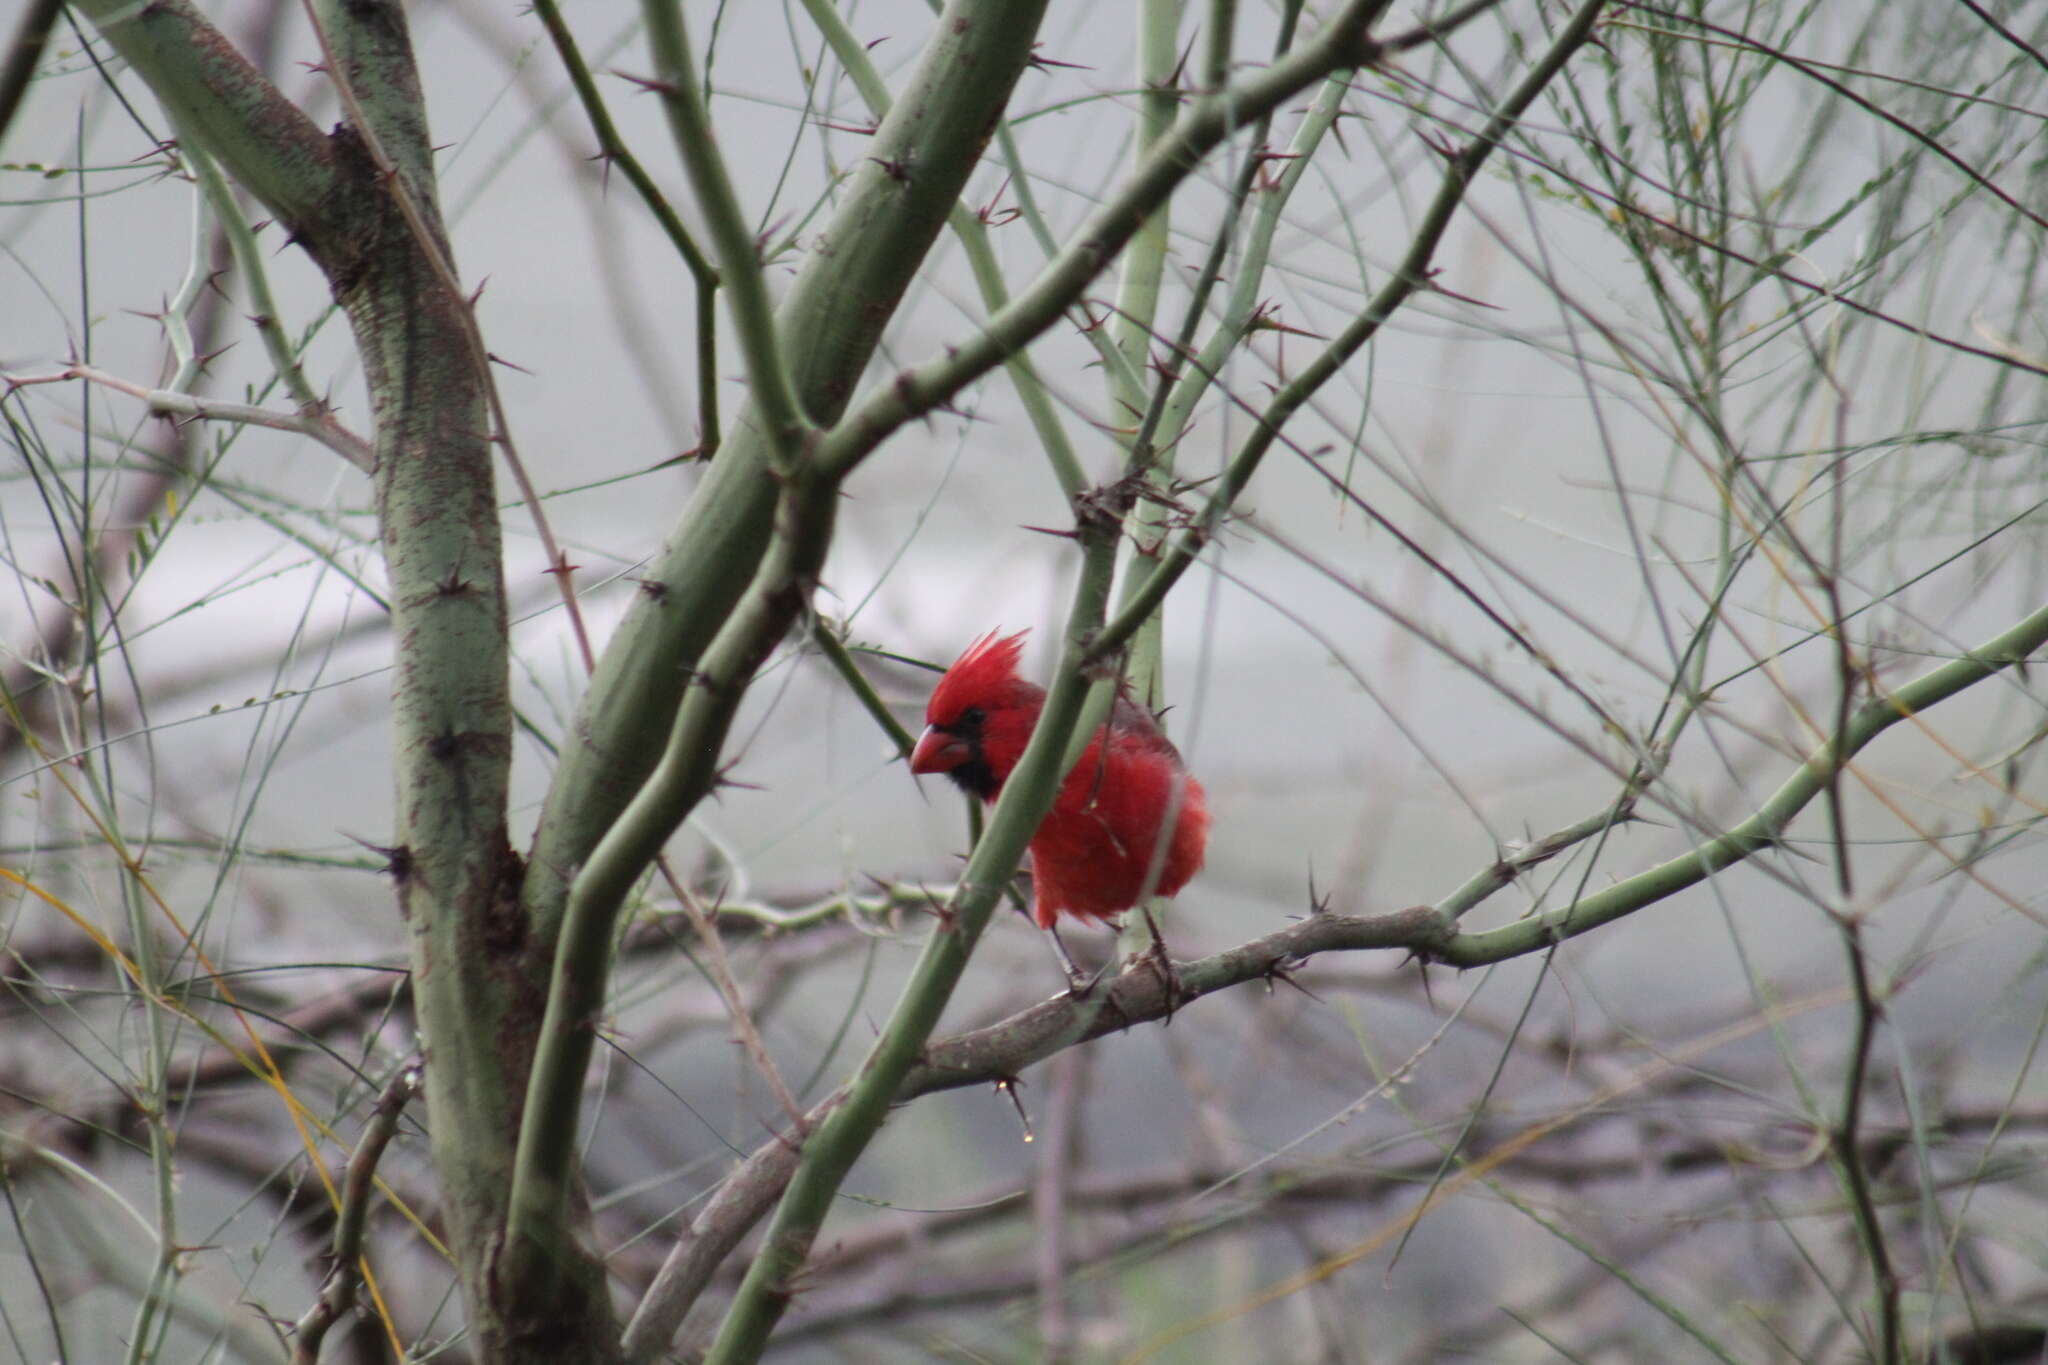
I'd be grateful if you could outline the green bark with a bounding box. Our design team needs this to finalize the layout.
[75,1,617,1357]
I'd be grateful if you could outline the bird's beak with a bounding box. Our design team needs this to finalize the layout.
[909,726,969,774]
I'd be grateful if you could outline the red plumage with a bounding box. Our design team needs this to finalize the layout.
[909,630,1209,929]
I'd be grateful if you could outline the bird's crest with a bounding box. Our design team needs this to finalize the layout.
[927,629,1028,722]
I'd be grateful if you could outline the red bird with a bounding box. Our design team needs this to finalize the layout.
[909,630,1208,929]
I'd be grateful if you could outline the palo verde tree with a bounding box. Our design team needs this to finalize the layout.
[4,1,2047,1363]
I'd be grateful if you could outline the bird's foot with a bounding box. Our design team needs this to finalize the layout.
[1129,905,1189,1022]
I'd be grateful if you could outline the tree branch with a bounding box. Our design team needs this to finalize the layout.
[290,1063,422,1365]
[3,365,374,470]
[69,0,336,234]
[623,585,2048,1356]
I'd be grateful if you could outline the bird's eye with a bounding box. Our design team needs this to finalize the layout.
[959,706,985,728]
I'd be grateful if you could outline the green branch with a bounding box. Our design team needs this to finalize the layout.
[797,0,1086,496]
[814,0,1413,480]
[72,0,335,234]
[1105,0,1193,724]
[701,503,1129,1364]
[509,2,1063,1306]
[1087,0,1610,668]
[529,0,722,451]
[638,0,809,461]
[1443,598,2048,965]
[506,463,843,1281]
[180,140,329,423]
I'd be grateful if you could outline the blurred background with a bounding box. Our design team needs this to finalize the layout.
[3,1,2046,1360]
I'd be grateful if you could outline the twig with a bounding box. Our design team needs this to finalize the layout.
[1084,0,1616,675]
[179,138,331,423]
[289,1062,422,1365]
[633,0,810,468]
[1433,801,1643,921]
[621,904,1444,1360]
[3,364,374,470]
[1033,1048,1089,1362]
[808,618,918,757]
[527,0,722,454]
[658,863,809,1135]
[812,0,1453,481]
[1829,916,1901,1365]
[620,1103,829,1361]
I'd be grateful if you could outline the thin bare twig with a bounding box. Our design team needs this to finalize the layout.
[3,364,374,470]
[1032,1048,1089,1361]
[658,864,809,1135]
[289,1062,422,1365]
[1830,917,1902,1364]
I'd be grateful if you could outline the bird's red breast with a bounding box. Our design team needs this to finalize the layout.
[912,630,1209,928]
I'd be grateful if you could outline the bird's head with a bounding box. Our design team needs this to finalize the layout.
[910,629,1042,798]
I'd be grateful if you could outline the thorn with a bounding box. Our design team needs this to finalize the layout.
[542,550,580,580]
[345,833,413,882]
[976,174,1021,227]
[1247,300,1328,339]
[1329,106,1356,160]
[611,68,680,98]
[1417,128,1460,161]
[993,1075,1034,1142]
[916,882,957,931]
[1261,957,1322,1001]
[754,211,793,263]
[192,341,236,376]
[1162,33,1194,92]
[649,444,709,468]
[1026,44,1091,72]
[709,758,765,797]
[1423,273,1505,311]
[1306,864,1333,917]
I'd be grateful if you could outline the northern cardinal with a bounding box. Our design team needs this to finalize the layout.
[909,630,1208,928]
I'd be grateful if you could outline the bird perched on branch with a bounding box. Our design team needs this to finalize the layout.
[909,630,1208,931]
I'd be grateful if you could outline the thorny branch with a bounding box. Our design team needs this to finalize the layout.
[290,1062,422,1365]
[3,364,375,470]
